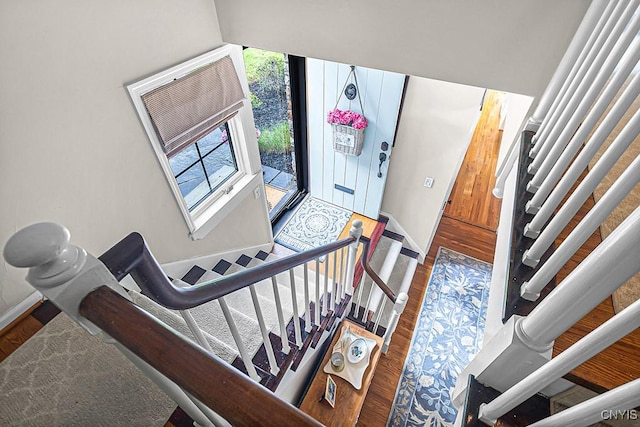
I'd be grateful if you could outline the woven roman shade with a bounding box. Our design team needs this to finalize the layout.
[142,56,245,158]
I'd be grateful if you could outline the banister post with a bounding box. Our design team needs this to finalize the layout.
[2,222,129,334]
[454,204,640,409]
[382,292,408,353]
[2,222,223,427]
[344,220,363,296]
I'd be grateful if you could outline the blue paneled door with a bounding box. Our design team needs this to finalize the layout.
[307,59,405,219]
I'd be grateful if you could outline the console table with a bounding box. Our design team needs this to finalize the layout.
[299,320,384,426]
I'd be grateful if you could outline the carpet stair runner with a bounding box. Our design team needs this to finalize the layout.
[0,218,420,425]
[125,223,419,399]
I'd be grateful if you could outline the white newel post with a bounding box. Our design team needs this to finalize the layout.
[453,205,640,408]
[345,220,363,296]
[479,297,640,424]
[382,292,408,354]
[2,223,221,427]
[526,0,609,130]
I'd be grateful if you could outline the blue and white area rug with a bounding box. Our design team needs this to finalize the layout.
[275,197,352,253]
[388,247,492,427]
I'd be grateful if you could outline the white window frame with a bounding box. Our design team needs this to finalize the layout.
[127,45,262,240]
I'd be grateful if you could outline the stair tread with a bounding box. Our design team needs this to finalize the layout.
[129,291,238,363]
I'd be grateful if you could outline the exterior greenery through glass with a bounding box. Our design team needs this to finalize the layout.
[169,122,238,211]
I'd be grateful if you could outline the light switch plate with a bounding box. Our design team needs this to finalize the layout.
[424,177,434,188]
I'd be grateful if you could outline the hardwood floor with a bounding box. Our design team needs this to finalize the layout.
[357,91,502,425]
[445,90,504,232]
[358,217,497,425]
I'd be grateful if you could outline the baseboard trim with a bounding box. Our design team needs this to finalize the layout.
[379,211,426,263]
[0,291,43,332]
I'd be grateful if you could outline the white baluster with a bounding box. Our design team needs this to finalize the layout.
[270,276,290,354]
[520,205,640,350]
[249,285,279,375]
[339,247,347,300]
[527,0,610,130]
[527,10,640,192]
[525,71,640,224]
[382,293,408,353]
[303,262,312,333]
[479,297,640,424]
[362,279,373,323]
[373,298,387,334]
[315,258,320,326]
[521,153,640,300]
[289,269,303,347]
[522,108,640,264]
[180,310,214,353]
[218,297,260,382]
[353,274,366,319]
[323,258,329,316]
[493,136,520,198]
[331,251,337,311]
[529,0,621,154]
[525,46,640,213]
[344,220,363,295]
[529,0,637,170]
[530,379,640,427]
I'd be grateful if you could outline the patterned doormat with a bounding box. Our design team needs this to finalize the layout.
[388,247,492,427]
[275,197,352,253]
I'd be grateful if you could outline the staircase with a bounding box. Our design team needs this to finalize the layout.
[452,0,640,424]
[121,219,420,406]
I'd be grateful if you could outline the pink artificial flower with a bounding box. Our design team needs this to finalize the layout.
[326,108,368,129]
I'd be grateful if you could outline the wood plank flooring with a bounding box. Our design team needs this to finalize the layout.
[357,92,502,425]
[445,90,504,232]
[358,217,497,425]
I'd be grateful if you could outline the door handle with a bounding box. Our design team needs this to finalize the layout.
[377,152,387,178]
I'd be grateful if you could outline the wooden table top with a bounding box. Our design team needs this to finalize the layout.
[299,320,384,426]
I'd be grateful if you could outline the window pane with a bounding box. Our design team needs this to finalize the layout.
[170,122,239,211]
[169,143,199,177]
[175,161,208,210]
[202,140,237,192]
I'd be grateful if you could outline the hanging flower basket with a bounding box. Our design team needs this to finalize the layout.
[327,108,367,156]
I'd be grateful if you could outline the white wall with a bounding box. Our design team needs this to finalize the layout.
[0,1,272,315]
[214,0,590,99]
[381,78,485,256]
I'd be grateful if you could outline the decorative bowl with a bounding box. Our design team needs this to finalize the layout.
[347,338,368,364]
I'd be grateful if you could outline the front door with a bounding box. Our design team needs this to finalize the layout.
[307,60,405,219]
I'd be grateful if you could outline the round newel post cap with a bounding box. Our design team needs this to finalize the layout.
[3,222,70,268]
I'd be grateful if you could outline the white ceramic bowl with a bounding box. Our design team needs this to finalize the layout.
[347,338,368,364]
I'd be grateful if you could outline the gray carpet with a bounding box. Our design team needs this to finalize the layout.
[0,314,175,426]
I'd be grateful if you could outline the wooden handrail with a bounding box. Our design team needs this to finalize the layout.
[99,231,355,310]
[79,285,322,427]
[360,239,397,303]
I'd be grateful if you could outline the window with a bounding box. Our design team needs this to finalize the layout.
[169,123,238,210]
[127,45,263,239]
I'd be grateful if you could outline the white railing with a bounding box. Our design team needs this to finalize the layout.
[456,2,640,424]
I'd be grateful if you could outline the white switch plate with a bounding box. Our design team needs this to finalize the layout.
[253,186,261,199]
[424,177,434,188]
